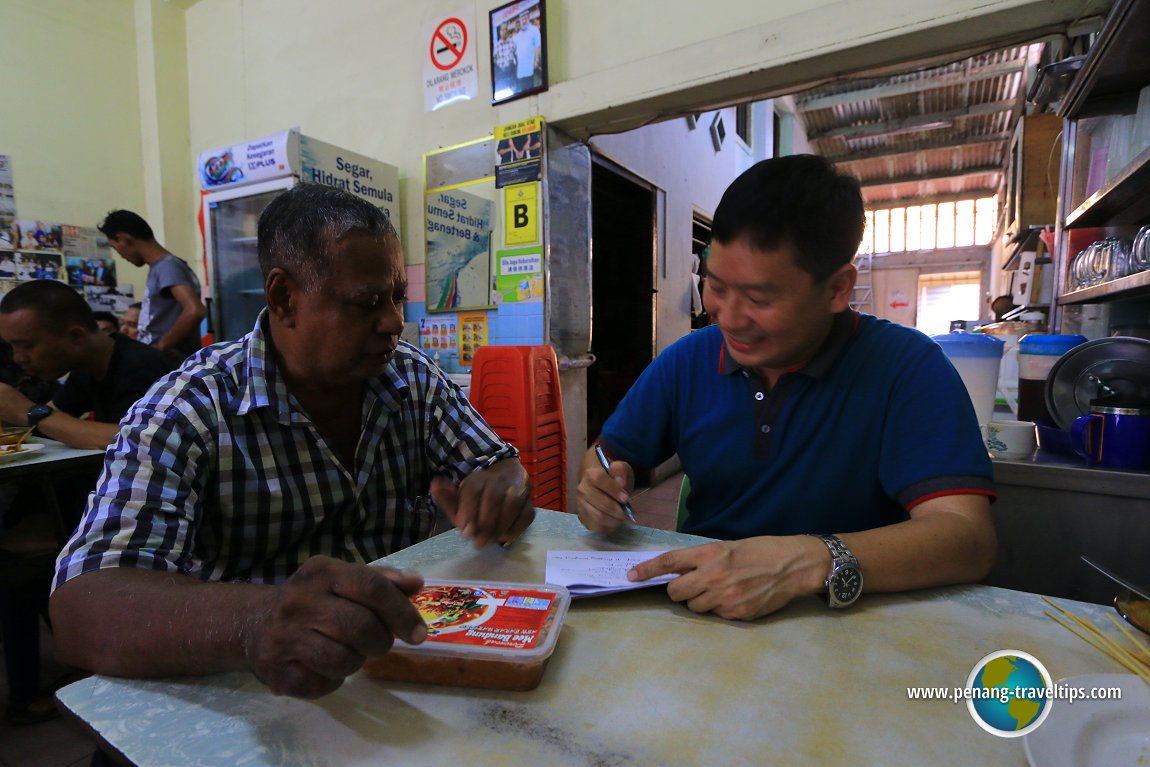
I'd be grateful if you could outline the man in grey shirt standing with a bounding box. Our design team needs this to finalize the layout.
[98,210,207,361]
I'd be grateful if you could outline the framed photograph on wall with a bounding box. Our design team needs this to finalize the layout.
[490,0,548,105]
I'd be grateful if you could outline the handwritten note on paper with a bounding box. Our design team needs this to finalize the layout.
[545,550,679,598]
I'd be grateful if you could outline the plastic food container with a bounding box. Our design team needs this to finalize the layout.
[362,580,570,691]
[1017,334,1087,422]
[979,320,1045,414]
[932,332,1005,427]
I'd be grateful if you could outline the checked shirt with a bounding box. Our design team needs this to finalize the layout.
[53,314,515,588]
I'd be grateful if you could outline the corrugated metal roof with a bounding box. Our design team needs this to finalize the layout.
[796,44,1044,207]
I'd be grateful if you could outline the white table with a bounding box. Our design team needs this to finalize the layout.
[0,436,104,545]
[56,510,1134,766]
[0,436,104,480]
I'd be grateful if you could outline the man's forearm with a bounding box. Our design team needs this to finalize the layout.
[36,410,119,450]
[50,568,272,678]
[841,495,997,593]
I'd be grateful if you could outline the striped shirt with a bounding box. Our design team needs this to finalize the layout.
[53,313,515,588]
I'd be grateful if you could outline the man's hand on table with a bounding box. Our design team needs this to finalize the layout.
[0,381,34,424]
[430,457,535,548]
[244,556,427,698]
[627,536,830,621]
[575,448,635,533]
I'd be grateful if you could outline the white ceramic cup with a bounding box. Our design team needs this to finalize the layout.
[985,419,1037,459]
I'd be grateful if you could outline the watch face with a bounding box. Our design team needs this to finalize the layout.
[830,565,862,604]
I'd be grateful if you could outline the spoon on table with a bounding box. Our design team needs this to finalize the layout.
[1081,555,1150,601]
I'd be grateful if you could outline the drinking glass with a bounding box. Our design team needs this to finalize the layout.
[1089,240,1110,285]
[1071,246,1091,289]
[1106,237,1133,280]
[1133,225,1150,273]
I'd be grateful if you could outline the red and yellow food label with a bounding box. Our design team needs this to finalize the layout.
[411,585,555,649]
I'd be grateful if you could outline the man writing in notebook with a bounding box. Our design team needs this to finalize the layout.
[577,155,996,621]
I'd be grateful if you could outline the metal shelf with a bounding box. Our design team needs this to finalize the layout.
[1064,145,1150,229]
[1051,0,1150,316]
[1059,0,1150,121]
[1059,268,1150,305]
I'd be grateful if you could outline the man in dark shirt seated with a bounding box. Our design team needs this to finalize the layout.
[0,280,175,450]
[0,284,172,726]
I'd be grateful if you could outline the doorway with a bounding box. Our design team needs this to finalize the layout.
[587,158,657,446]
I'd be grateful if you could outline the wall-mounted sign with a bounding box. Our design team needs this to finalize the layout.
[198,130,401,234]
[198,132,293,190]
[423,9,478,112]
[297,134,400,233]
[502,182,538,247]
[495,247,543,304]
[495,117,543,188]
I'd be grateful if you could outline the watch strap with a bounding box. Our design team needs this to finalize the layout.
[26,404,53,428]
[815,533,858,568]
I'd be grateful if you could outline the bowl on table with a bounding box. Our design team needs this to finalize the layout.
[0,426,33,447]
[1114,589,1150,636]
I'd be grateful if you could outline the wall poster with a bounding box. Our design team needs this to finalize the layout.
[494,247,543,304]
[495,117,543,188]
[0,155,15,236]
[426,187,494,312]
[457,311,489,366]
[63,225,117,287]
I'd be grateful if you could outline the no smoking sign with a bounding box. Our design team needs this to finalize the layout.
[422,10,478,112]
[430,18,467,71]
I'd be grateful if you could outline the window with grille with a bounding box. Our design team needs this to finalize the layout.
[859,197,998,255]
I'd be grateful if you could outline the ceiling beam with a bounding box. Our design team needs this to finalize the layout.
[859,165,1002,187]
[826,131,1012,163]
[809,99,1017,140]
[796,59,1028,111]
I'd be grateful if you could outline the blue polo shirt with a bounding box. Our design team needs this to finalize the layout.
[599,311,995,539]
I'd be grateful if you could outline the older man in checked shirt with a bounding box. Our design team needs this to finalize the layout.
[50,183,534,699]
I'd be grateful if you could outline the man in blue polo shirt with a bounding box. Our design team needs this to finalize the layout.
[576,154,996,621]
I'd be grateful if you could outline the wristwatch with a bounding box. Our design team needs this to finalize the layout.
[812,534,863,608]
[26,404,53,428]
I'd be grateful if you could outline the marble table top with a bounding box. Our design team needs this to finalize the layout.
[56,510,1135,766]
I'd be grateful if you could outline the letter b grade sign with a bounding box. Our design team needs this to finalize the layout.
[503,182,538,246]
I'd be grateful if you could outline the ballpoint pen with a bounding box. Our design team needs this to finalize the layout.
[593,443,637,523]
